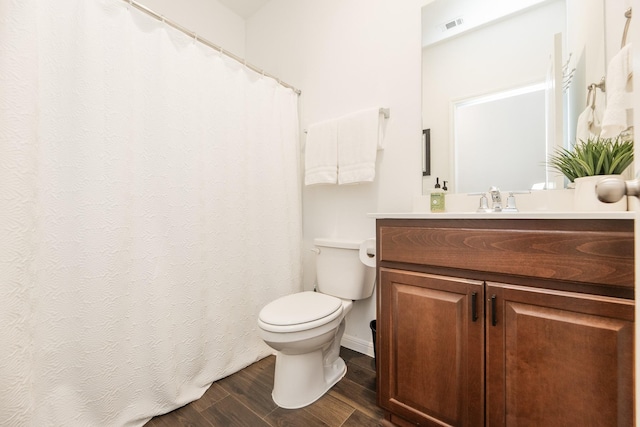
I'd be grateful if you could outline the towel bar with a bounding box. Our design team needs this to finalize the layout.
[621,7,632,48]
[304,108,390,134]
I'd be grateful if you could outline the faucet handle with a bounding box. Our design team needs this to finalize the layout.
[477,193,492,213]
[503,192,518,212]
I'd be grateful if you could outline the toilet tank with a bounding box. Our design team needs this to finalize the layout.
[314,238,376,300]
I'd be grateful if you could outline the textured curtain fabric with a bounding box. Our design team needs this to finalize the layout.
[0,0,302,425]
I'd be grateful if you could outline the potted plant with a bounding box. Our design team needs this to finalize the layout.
[547,135,634,182]
[547,136,633,211]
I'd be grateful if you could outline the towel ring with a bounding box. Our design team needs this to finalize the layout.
[586,76,606,107]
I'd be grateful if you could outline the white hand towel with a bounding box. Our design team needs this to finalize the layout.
[575,105,601,143]
[601,43,633,138]
[337,108,384,185]
[304,119,338,185]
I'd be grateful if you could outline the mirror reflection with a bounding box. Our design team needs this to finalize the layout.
[421,0,606,194]
[454,83,547,193]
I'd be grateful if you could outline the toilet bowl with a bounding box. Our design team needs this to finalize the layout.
[259,291,352,409]
[257,238,376,409]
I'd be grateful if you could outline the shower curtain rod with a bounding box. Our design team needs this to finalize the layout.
[121,0,301,95]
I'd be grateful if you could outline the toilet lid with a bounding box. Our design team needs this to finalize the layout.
[259,291,342,326]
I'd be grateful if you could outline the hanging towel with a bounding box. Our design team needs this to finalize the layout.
[576,105,602,143]
[304,119,338,185]
[601,43,633,138]
[337,108,385,185]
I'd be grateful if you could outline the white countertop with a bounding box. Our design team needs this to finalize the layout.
[368,211,635,220]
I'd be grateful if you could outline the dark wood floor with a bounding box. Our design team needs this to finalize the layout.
[145,347,382,427]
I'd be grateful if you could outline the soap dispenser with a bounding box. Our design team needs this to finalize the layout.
[430,177,445,212]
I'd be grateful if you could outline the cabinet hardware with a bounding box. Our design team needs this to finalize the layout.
[490,295,497,326]
[471,292,478,322]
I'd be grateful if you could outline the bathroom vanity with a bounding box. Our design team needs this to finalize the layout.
[373,214,634,427]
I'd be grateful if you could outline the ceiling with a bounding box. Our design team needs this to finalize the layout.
[217,0,271,19]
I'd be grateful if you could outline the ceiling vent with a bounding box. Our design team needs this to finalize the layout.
[442,17,464,31]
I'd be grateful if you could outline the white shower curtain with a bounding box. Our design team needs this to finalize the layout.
[0,0,302,425]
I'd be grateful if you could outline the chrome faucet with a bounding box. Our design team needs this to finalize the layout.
[489,186,502,212]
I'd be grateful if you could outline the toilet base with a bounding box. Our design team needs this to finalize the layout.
[272,349,347,409]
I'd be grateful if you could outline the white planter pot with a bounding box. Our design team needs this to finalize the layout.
[573,175,627,211]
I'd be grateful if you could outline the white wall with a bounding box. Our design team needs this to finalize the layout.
[566,0,607,93]
[564,0,607,155]
[604,0,633,64]
[245,0,424,356]
[134,0,246,56]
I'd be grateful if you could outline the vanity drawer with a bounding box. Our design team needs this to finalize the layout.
[378,219,634,289]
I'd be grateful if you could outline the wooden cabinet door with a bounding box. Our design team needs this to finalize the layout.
[378,268,484,426]
[485,282,634,427]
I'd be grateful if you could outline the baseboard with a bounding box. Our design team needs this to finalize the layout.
[341,334,375,358]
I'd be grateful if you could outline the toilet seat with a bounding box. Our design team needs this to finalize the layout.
[258,291,343,333]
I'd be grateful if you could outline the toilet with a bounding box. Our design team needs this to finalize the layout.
[257,237,376,409]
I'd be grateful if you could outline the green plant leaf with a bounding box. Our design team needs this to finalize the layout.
[547,136,633,181]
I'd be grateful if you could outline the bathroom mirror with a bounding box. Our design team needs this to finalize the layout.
[421,0,607,194]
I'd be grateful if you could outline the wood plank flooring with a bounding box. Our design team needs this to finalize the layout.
[145,347,382,427]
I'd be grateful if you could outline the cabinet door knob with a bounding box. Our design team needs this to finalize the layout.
[471,292,478,322]
[490,295,497,326]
